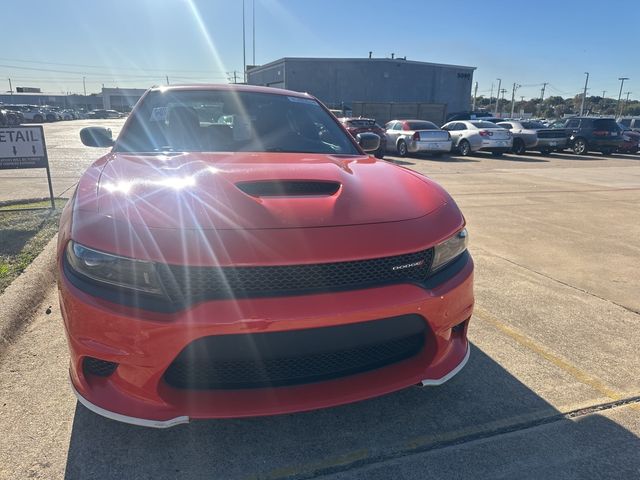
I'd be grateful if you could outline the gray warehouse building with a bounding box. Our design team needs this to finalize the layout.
[247,57,475,124]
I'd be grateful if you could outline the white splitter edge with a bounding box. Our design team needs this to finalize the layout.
[419,344,470,386]
[70,377,189,428]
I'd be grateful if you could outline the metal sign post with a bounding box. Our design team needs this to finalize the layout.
[0,125,55,210]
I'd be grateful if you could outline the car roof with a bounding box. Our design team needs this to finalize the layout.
[148,83,313,99]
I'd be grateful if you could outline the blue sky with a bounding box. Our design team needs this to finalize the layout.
[2,0,638,100]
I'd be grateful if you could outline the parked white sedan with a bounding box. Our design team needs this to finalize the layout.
[442,120,513,156]
[384,119,452,157]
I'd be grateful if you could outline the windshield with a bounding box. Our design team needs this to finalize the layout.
[116,90,359,155]
[346,119,375,128]
[470,121,501,129]
[407,121,438,130]
[521,121,546,129]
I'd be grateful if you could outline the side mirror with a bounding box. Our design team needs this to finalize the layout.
[356,132,380,153]
[80,127,114,147]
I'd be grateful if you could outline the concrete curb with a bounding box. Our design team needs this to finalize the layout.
[0,234,58,355]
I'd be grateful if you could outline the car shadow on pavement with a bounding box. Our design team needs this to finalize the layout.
[420,155,480,163]
[63,344,639,480]
[386,158,416,166]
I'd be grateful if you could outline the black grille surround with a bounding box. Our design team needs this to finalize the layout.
[163,314,426,389]
[159,248,435,303]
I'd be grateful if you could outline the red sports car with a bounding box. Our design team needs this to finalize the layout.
[58,85,474,428]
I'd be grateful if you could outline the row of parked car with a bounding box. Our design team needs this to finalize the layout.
[0,104,125,126]
[337,114,639,159]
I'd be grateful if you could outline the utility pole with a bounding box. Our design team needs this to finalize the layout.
[579,72,589,116]
[82,76,87,111]
[623,91,632,114]
[242,0,246,82]
[165,75,170,85]
[494,78,502,116]
[252,0,256,65]
[617,77,629,117]
[499,88,507,117]
[489,83,494,112]
[472,81,478,110]
[540,82,548,103]
[8,78,12,97]
[602,90,606,98]
[510,83,520,118]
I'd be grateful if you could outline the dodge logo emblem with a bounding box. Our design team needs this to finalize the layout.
[391,260,425,271]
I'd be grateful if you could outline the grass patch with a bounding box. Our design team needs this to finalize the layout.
[0,199,66,294]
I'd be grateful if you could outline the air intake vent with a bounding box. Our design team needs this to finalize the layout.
[236,180,340,197]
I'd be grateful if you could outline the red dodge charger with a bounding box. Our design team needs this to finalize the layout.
[58,85,474,428]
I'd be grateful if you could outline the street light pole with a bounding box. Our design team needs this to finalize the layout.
[8,78,12,97]
[494,78,502,116]
[579,72,589,116]
[617,77,629,117]
[472,81,478,110]
[499,88,506,117]
[242,0,246,83]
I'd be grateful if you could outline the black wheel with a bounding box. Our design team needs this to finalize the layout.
[397,140,408,157]
[374,148,385,159]
[34,114,44,123]
[7,114,19,126]
[457,139,471,156]
[46,113,56,122]
[491,151,503,157]
[512,138,526,155]
[572,138,588,155]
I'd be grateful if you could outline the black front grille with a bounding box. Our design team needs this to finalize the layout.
[160,248,434,302]
[163,315,426,389]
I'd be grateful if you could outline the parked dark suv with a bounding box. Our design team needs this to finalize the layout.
[552,117,622,155]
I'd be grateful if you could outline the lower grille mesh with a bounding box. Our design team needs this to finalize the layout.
[163,315,426,389]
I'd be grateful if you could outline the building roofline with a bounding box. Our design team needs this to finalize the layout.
[248,57,476,73]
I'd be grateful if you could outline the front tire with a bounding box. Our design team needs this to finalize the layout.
[572,138,588,155]
[457,139,471,156]
[34,114,44,123]
[397,140,408,157]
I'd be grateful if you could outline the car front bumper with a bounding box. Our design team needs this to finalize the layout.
[60,253,474,426]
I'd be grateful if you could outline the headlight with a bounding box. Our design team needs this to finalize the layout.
[65,241,164,296]
[431,228,468,272]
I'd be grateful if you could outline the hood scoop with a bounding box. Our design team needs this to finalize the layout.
[236,180,341,197]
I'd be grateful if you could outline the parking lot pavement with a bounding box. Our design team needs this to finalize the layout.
[0,119,125,203]
[1,136,639,479]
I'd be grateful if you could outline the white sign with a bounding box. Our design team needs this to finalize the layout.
[0,126,48,169]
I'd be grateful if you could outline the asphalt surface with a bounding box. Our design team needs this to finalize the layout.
[1,121,639,479]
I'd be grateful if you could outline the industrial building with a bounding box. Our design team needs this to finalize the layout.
[247,57,475,124]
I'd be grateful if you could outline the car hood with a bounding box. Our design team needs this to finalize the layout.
[90,152,447,230]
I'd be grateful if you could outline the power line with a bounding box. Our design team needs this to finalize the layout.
[0,56,227,74]
[0,63,228,79]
